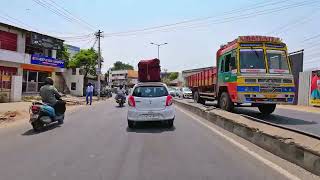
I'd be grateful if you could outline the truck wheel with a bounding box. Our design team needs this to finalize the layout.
[219,92,234,112]
[194,91,199,103]
[194,91,205,104]
[258,104,276,115]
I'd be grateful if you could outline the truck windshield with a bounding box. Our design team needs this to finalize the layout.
[266,50,289,74]
[239,49,266,73]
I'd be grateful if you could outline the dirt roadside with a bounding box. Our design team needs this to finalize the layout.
[0,96,108,128]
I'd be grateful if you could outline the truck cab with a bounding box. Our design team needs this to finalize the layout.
[216,36,295,114]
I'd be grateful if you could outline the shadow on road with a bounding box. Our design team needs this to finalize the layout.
[126,122,176,133]
[201,101,317,125]
[234,108,317,125]
[21,123,62,136]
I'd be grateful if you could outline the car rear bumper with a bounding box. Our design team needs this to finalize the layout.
[127,106,175,121]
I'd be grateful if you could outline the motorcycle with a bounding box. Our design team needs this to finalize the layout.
[29,100,65,132]
[115,95,126,107]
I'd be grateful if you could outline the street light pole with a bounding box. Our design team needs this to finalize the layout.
[150,42,167,60]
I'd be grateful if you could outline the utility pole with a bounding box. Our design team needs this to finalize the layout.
[95,30,103,99]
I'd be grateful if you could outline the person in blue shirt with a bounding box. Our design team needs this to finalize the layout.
[86,83,94,105]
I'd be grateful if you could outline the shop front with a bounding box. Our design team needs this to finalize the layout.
[21,64,54,93]
[21,54,64,94]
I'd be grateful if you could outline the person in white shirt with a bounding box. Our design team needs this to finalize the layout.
[86,83,94,105]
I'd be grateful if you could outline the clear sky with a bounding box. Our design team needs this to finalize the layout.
[1,0,319,72]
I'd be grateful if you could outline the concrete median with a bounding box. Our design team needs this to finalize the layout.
[174,99,320,175]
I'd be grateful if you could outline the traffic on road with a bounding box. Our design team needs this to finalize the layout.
[1,1,320,179]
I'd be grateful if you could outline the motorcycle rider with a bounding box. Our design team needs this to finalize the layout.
[115,85,126,101]
[39,77,66,123]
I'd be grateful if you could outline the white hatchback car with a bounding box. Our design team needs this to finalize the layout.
[127,82,175,128]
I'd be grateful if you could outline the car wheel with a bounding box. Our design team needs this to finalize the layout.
[128,120,135,128]
[167,119,174,128]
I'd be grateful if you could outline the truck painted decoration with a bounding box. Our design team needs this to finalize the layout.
[186,35,295,115]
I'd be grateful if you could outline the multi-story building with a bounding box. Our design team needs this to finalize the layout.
[108,69,138,87]
[0,22,75,102]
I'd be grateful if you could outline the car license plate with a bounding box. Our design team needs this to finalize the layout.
[143,114,159,120]
[265,94,277,98]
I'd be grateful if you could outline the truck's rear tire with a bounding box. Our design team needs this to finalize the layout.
[194,91,206,104]
[219,92,234,112]
[258,104,276,115]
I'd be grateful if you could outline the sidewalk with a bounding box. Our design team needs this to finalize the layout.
[277,104,320,114]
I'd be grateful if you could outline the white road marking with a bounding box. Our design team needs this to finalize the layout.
[176,106,301,180]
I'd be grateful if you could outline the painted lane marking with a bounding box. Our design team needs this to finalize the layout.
[176,106,300,180]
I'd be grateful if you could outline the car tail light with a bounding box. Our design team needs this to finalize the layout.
[128,95,136,107]
[166,95,173,106]
[31,105,40,113]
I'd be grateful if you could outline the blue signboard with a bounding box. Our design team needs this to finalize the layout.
[31,54,65,68]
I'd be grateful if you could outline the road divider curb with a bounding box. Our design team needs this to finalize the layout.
[174,99,320,176]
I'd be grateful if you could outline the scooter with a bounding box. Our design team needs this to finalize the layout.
[116,95,126,107]
[29,101,65,132]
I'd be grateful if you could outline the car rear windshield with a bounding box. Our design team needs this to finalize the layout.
[132,86,168,97]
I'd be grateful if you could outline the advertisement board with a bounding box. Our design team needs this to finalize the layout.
[31,32,63,50]
[31,54,65,68]
[310,70,320,106]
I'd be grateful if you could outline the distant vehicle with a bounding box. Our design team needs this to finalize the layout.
[116,96,126,107]
[127,82,175,128]
[168,87,177,97]
[186,36,295,115]
[178,87,193,99]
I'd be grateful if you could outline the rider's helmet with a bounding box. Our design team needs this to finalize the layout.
[44,77,54,85]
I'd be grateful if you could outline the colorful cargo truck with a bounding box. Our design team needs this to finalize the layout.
[186,36,295,114]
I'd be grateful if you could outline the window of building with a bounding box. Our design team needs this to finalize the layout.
[44,49,52,57]
[72,68,76,75]
[0,30,18,51]
[71,82,76,90]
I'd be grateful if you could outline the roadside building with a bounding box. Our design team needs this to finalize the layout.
[0,22,67,102]
[65,44,80,58]
[108,69,138,87]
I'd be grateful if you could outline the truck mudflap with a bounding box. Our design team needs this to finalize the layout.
[226,82,238,102]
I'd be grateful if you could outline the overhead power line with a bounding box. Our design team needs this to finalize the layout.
[104,0,291,36]
[104,0,318,37]
[267,7,319,35]
[46,0,96,30]
[32,0,95,31]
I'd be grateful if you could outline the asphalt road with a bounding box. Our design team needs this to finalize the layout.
[0,100,317,180]
[234,106,320,136]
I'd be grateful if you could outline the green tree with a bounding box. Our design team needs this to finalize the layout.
[168,72,179,81]
[111,61,134,70]
[68,48,98,79]
[57,45,70,67]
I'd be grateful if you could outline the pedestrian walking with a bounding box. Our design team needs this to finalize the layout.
[86,83,94,105]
